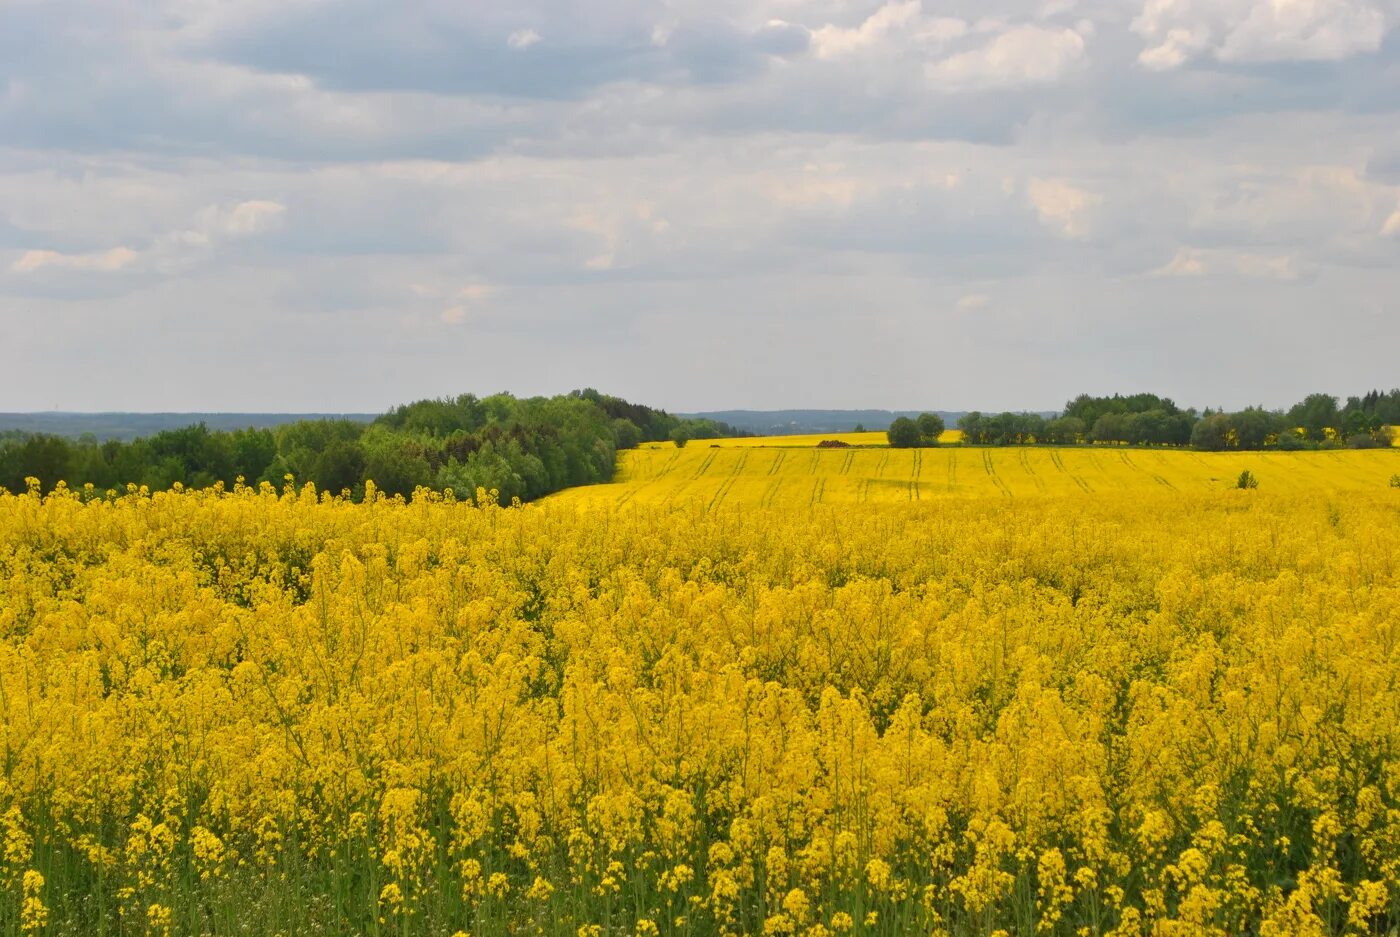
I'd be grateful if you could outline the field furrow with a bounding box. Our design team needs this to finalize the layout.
[548,442,1400,506]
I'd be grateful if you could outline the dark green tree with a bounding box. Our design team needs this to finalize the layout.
[611,419,643,451]
[887,417,921,448]
[1191,413,1232,451]
[1287,393,1340,441]
[311,440,367,494]
[916,413,945,443]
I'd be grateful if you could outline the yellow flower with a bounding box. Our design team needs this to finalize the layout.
[20,870,47,934]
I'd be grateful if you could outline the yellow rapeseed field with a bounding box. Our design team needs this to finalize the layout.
[3,467,1400,936]
[640,432,962,450]
[550,444,1400,508]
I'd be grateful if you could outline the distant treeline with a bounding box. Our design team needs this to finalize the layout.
[0,411,377,442]
[952,390,1400,450]
[681,409,972,436]
[0,389,742,500]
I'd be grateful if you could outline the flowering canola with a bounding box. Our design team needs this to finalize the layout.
[550,444,1400,507]
[1,475,1399,935]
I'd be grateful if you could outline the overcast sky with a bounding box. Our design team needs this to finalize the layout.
[3,0,1399,413]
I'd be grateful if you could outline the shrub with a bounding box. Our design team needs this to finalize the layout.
[1390,474,1400,489]
[1236,470,1259,490]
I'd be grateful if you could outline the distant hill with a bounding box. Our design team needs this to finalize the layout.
[677,409,970,435]
[0,412,377,442]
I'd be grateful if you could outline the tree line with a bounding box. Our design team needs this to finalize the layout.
[0,389,742,501]
[887,390,1400,450]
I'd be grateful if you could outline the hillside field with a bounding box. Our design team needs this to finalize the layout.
[639,431,961,449]
[551,442,1400,507]
[3,444,1400,935]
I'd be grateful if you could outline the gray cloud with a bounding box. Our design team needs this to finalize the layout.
[1,0,1399,411]
[199,1,810,98]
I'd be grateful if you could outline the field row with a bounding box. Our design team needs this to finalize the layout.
[548,445,1400,507]
[640,431,955,449]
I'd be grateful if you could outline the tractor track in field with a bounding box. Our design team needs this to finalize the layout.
[875,451,891,478]
[982,450,1013,498]
[614,450,682,507]
[692,450,718,479]
[766,451,788,476]
[946,451,957,492]
[910,449,922,500]
[810,477,827,506]
[1144,452,1179,489]
[1049,449,1093,493]
[1018,448,1046,492]
[650,449,683,479]
[840,450,855,475]
[1119,450,1175,489]
[707,451,749,510]
[1184,451,1224,488]
[760,478,784,508]
[1082,448,1113,487]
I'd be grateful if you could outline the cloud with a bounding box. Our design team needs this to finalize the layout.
[440,283,495,324]
[1150,247,1208,277]
[1133,0,1390,70]
[811,2,966,59]
[1383,202,1400,237]
[3,0,1400,411]
[1026,177,1100,238]
[200,2,809,99]
[1149,246,1305,279]
[5,198,287,292]
[211,200,287,236]
[927,24,1089,89]
[12,246,138,274]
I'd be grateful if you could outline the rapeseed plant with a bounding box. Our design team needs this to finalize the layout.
[0,478,1397,933]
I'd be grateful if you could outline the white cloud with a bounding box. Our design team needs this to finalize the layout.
[1150,246,1304,279]
[927,25,1088,90]
[1026,177,1100,238]
[1151,247,1209,277]
[185,200,286,245]
[219,200,287,236]
[1134,0,1389,70]
[811,2,966,59]
[1383,202,1400,237]
[7,199,285,280]
[508,29,541,50]
[11,246,138,273]
[1232,251,1302,279]
[957,293,991,310]
[441,283,493,324]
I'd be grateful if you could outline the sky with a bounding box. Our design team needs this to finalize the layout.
[2,0,1399,414]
